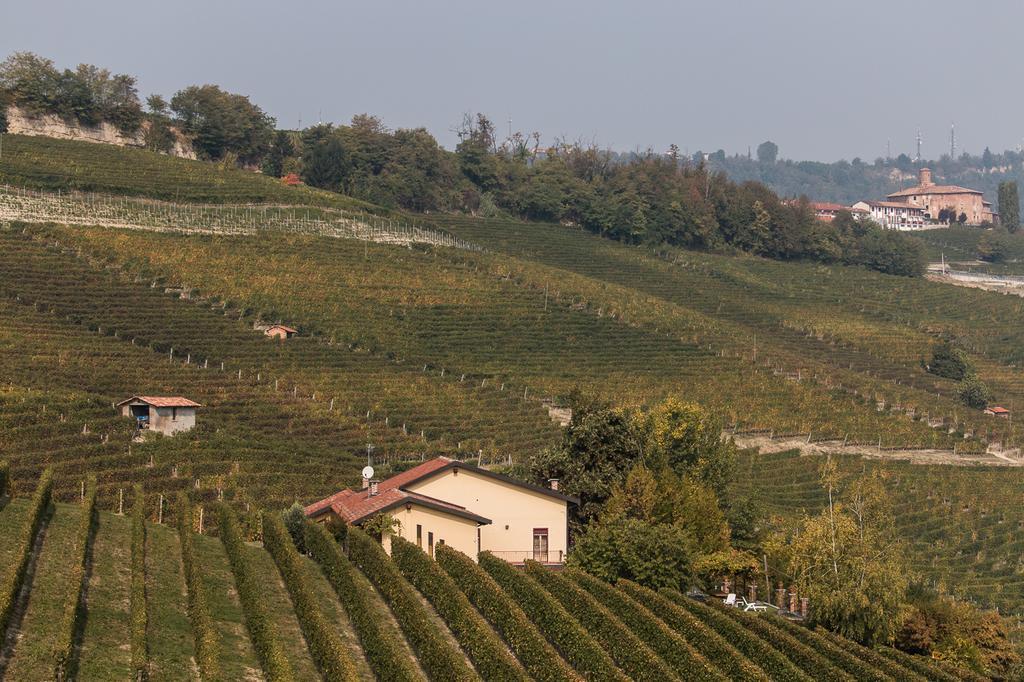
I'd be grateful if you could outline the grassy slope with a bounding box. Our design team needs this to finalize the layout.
[77,511,133,680]
[2,503,82,680]
[146,522,198,681]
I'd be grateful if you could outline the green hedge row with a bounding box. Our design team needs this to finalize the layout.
[524,560,679,681]
[764,615,897,682]
[661,589,813,682]
[53,475,98,680]
[130,484,149,681]
[710,599,855,682]
[0,460,8,496]
[347,526,475,681]
[810,628,925,682]
[216,503,295,682]
[877,647,960,682]
[618,580,769,681]
[263,514,359,681]
[303,521,423,682]
[435,545,580,682]
[177,494,221,681]
[477,552,626,682]
[568,570,726,681]
[390,537,528,681]
[0,468,53,636]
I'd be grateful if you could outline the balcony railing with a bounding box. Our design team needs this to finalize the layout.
[488,550,564,565]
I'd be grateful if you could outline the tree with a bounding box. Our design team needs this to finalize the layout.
[170,84,274,164]
[998,181,1020,233]
[957,377,991,410]
[262,130,295,178]
[646,397,735,496]
[756,140,778,164]
[767,461,910,645]
[0,52,60,115]
[958,212,968,225]
[925,340,972,381]
[301,132,347,190]
[146,94,168,116]
[281,502,307,552]
[977,229,1011,263]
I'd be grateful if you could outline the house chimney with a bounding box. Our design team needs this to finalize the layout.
[369,481,379,496]
[919,167,933,187]
[361,477,370,490]
[548,479,560,491]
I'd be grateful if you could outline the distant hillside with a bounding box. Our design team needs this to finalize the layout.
[710,149,1024,206]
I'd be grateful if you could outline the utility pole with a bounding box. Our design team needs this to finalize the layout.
[915,129,922,162]
[950,122,956,158]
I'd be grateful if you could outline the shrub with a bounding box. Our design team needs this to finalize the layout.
[216,503,295,681]
[303,521,421,682]
[0,467,53,636]
[524,560,679,681]
[925,341,972,382]
[435,544,580,682]
[177,494,221,681]
[618,580,769,681]
[0,460,8,496]
[477,552,625,681]
[567,568,726,681]
[390,537,528,681]
[957,377,992,410]
[53,474,98,680]
[347,526,475,681]
[660,589,812,682]
[263,514,358,681]
[281,502,307,552]
[130,484,149,681]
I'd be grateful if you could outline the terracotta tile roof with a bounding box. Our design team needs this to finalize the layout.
[267,324,298,333]
[377,457,454,493]
[117,396,202,408]
[888,184,983,198]
[312,486,490,525]
[864,200,926,210]
[987,406,1010,414]
[811,202,847,212]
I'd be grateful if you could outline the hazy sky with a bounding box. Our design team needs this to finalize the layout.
[3,1,1021,161]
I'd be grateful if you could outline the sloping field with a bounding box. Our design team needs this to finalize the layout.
[734,448,1024,617]
[0,474,952,681]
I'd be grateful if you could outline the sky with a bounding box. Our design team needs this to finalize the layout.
[2,0,1021,162]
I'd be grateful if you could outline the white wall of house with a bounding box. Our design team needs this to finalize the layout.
[407,468,569,563]
[386,504,480,559]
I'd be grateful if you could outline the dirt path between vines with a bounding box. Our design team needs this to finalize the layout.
[732,434,1023,467]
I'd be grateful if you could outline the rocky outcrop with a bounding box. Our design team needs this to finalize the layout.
[3,106,196,159]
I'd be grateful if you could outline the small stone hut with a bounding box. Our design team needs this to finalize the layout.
[117,396,201,436]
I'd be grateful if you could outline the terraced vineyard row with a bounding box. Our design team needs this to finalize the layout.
[734,448,1024,617]
[0,227,560,506]
[42,223,991,453]
[0,473,955,681]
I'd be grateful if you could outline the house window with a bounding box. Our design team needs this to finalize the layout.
[428,532,434,558]
[533,528,549,562]
[416,524,422,548]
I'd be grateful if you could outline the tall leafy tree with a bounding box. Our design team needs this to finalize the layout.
[170,84,274,164]
[998,181,1019,232]
[756,140,778,163]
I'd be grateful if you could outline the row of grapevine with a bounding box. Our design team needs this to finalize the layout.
[177,495,221,680]
[129,484,148,680]
[52,475,98,679]
[0,468,53,635]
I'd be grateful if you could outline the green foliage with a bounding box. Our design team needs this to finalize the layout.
[281,502,306,552]
[143,115,176,154]
[361,512,401,541]
[646,397,736,494]
[0,460,8,496]
[896,592,1020,678]
[263,514,359,681]
[766,462,910,646]
[525,560,681,681]
[998,181,1019,233]
[661,589,812,682]
[346,527,475,681]
[177,495,221,681]
[262,130,296,178]
[977,229,1012,263]
[477,552,627,681]
[301,126,348,190]
[618,580,770,681]
[390,536,529,681]
[713,604,855,681]
[568,568,727,681]
[877,647,960,682]
[957,376,992,410]
[129,485,148,681]
[216,503,295,681]
[170,84,274,164]
[435,544,580,682]
[925,340,972,381]
[752,613,891,682]
[0,468,52,637]
[303,521,423,682]
[53,474,98,681]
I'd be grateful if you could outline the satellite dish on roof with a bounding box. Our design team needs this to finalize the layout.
[362,466,375,480]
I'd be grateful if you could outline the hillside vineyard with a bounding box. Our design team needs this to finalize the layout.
[2,132,1024,679]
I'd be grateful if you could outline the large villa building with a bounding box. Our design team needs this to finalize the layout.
[305,457,577,564]
[812,168,997,230]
